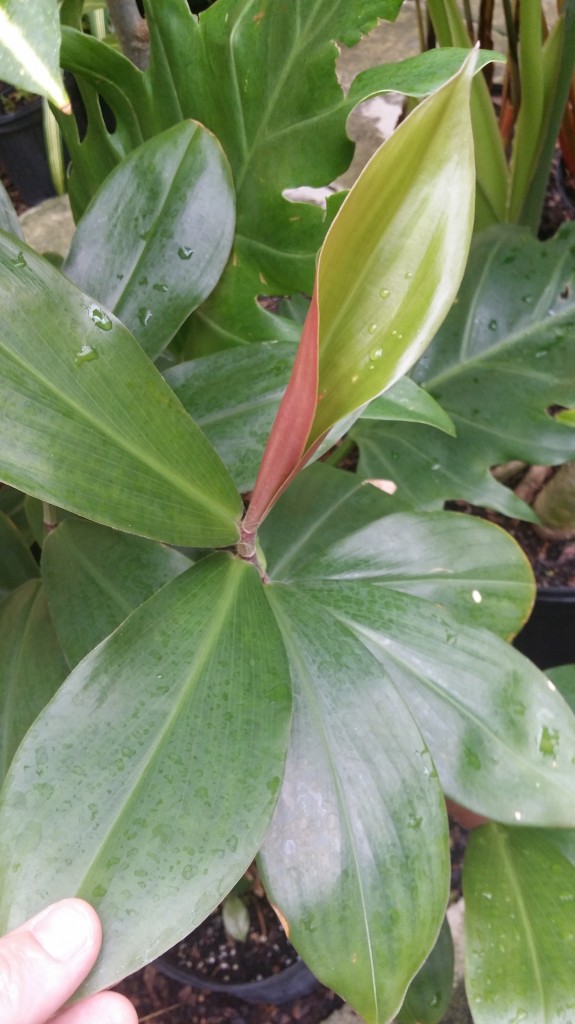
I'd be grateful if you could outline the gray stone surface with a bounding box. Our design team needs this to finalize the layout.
[20,194,74,258]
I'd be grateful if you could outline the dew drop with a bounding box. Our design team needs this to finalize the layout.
[178,245,194,260]
[182,864,197,880]
[10,250,27,268]
[482,891,493,900]
[535,349,549,359]
[407,814,423,830]
[522,295,533,305]
[539,724,560,757]
[380,287,390,299]
[369,346,383,361]
[75,344,99,366]
[471,590,482,603]
[90,307,113,331]
[153,282,169,292]
[514,810,522,821]
[405,271,413,279]
[138,307,153,327]
[488,319,498,331]
[368,322,378,335]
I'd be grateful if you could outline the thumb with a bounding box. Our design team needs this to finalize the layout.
[0,899,101,1024]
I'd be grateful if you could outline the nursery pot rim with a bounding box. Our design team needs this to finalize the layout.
[154,951,319,1005]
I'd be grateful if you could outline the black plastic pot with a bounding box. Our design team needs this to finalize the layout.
[0,94,55,206]
[155,951,319,1005]
[512,586,575,670]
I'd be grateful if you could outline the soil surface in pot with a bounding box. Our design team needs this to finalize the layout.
[112,889,342,1024]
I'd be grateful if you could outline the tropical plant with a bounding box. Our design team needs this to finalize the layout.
[425,0,575,233]
[1,4,575,1024]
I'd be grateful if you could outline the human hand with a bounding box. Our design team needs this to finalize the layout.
[0,898,138,1024]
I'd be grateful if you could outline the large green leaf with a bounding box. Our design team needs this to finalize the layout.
[0,0,68,107]
[0,554,292,996]
[260,585,449,1024]
[261,464,534,640]
[166,341,298,491]
[0,233,242,546]
[64,122,236,360]
[0,579,68,784]
[42,519,192,666]
[307,52,476,445]
[353,224,575,519]
[261,465,575,825]
[464,824,575,1023]
[0,510,39,597]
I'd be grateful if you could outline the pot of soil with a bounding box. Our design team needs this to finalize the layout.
[513,586,575,670]
[155,880,319,1005]
[0,84,56,206]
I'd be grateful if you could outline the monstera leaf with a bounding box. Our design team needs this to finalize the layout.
[352,223,575,519]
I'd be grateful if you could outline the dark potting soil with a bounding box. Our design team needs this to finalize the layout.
[161,889,296,984]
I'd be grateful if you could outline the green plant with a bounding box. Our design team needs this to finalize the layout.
[425,0,575,232]
[1,4,575,1024]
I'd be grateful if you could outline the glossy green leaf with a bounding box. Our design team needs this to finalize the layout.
[42,519,192,666]
[61,0,401,340]
[347,47,504,105]
[0,554,292,996]
[395,917,454,1024]
[260,586,449,1024]
[0,234,242,547]
[353,224,575,518]
[261,464,534,641]
[308,53,476,445]
[0,0,68,108]
[361,377,455,435]
[261,466,575,825]
[308,582,575,825]
[0,579,68,784]
[0,510,39,597]
[177,260,302,359]
[465,824,575,1023]
[166,341,297,492]
[64,122,236,360]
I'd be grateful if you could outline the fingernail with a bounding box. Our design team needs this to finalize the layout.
[31,901,93,960]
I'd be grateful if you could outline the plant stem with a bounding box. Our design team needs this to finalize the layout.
[106,0,150,69]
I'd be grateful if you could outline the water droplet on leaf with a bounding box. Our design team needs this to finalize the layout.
[90,307,113,331]
[10,251,27,268]
[178,246,194,260]
[75,344,99,366]
[138,307,153,327]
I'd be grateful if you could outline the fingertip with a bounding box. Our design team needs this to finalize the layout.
[54,990,139,1024]
[30,899,101,963]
